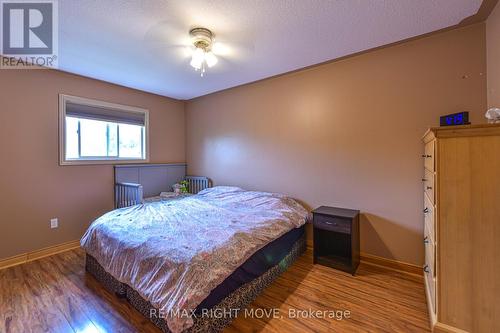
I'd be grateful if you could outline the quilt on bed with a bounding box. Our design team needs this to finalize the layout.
[80,186,308,333]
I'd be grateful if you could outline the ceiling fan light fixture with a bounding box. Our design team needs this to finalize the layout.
[205,51,218,68]
[190,58,202,70]
[189,27,218,76]
[190,47,204,69]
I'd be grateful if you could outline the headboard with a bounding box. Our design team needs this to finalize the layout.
[114,164,212,208]
[114,163,186,198]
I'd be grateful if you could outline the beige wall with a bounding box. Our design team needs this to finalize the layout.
[0,69,185,260]
[0,23,489,265]
[186,24,487,265]
[487,1,500,107]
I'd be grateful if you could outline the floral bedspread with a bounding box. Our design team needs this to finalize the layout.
[80,186,308,333]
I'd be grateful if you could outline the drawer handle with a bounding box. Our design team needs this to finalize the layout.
[423,265,430,273]
[424,236,429,244]
[422,154,432,158]
[426,186,433,190]
[323,221,338,226]
[423,207,429,213]
[421,178,427,182]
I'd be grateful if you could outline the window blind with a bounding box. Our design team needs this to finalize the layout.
[66,102,145,126]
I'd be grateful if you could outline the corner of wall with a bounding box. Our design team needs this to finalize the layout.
[487,1,500,107]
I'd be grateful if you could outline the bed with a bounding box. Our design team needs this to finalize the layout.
[81,186,308,333]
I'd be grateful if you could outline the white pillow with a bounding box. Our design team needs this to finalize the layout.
[197,186,244,196]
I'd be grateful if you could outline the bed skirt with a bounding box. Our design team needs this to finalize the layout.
[85,233,306,333]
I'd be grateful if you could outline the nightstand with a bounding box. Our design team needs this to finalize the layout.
[312,206,360,275]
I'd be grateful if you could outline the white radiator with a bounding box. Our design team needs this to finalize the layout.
[115,182,143,208]
[185,176,211,194]
[115,176,211,208]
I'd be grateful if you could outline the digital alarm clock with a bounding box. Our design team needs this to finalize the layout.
[440,112,470,126]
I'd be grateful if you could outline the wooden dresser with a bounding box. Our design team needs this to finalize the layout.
[422,124,500,333]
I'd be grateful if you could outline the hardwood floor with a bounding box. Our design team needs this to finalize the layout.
[0,248,430,333]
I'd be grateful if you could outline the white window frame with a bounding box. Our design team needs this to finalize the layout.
[59,94,150,165]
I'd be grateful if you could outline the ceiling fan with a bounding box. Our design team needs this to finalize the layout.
[188,27,217,77]
[144,21,254,77]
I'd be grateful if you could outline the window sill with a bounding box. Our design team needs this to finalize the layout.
[59,158,149,166]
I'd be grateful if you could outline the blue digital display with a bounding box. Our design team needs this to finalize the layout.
[440,112,469,126]
[445,114,462,125]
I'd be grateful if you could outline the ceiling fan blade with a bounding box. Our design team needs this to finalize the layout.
[144,20,255,62]
[211,41,254,59]
[144,20,190,46]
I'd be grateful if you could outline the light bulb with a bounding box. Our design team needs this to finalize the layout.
[205,51,218,68]
[190,57,202,70]
[190,48,205,69]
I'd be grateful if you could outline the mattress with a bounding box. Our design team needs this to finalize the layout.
[85,233,306,333]
[196,224,304,312]
[81,186,308,333]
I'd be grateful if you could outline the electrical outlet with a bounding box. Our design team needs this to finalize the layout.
[50,218,58,229]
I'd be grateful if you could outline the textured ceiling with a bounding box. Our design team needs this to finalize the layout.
[54,0,483,100]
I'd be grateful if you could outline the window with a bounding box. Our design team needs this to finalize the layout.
[59,94,149,165]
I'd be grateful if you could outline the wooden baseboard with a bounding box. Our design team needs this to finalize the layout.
[305,246,423,277]
[434,323,469,333]
[0,253,28,271]
[306,223,421,276]
[3,241,421,278]
[360,252,423,276]
[0,240,80,270]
